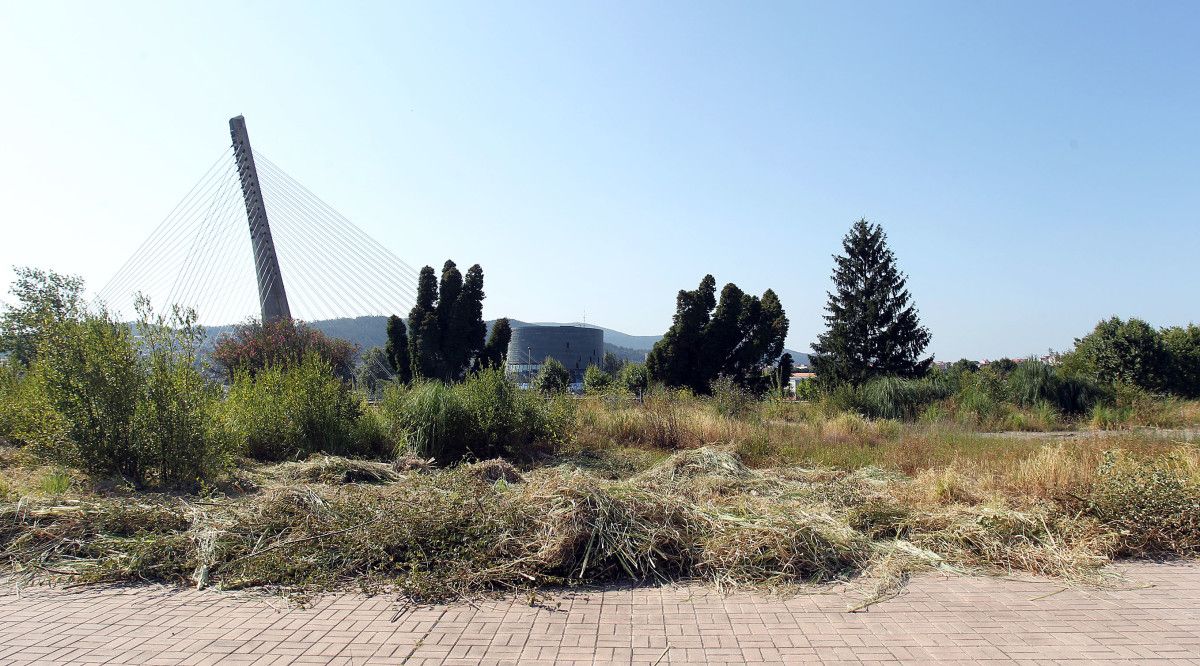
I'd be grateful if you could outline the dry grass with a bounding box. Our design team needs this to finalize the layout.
[3,392,1199,607]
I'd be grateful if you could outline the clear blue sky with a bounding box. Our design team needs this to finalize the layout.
[1,1,1197,360]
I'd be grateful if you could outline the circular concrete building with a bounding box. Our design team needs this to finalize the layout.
[506,325,604,384]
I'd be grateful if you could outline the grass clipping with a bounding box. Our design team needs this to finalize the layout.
[0,447,1168,606]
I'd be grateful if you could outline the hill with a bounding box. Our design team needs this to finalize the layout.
[202,316,808,365]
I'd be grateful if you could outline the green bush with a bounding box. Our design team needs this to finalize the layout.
[620,363,650,398]
[27,299,233,487]
[855,375,951,420]
[1088,450,1200,556]
[1005,361,1105,415]
[381,367,571,463]
[221,353,378,461]
[709,376,754,419]
[0,363,68,448]
[583,365,613,394]
[533,357,571,395]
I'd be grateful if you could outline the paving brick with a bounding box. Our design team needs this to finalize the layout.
[0,562,1197,664]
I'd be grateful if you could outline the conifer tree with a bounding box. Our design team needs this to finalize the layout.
[405,260,488,381]
[647,275,788,393]
[482,317,513,369]
[407,266,440,380]
[385,314,411,383]
[812,219,931,386]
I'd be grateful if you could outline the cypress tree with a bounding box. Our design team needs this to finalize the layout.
[385,314,412,383]
[812,219,932,386]
[406,260,489,382]
[408,266,441,380]
[647,275,788,394]
[482,317,513,369]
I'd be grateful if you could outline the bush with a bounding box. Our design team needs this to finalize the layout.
[35,309,143,477]
[855,375,951,420]
[0,363,68,449]
[381,367,571,463]
[533,357,571,395]
[1088,450,1200,556]
[221,353,378,461]
[1068,316,1170,393]
[131,303,234,485]
[620,363,650,398]
[583,365,613,394]
[1005,361,1105,416]
[28,299,233,487]
[212,318,359,381]
[709,376,754,419]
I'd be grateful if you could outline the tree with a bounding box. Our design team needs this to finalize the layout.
[601,351,625,376]
[408,266,440,380]
[583,364,612,394]
[1163,324,1200,397]
[0,267,86,366]
[811,219,932,386]
[211,318,358,381]
[482,317,513,369]
[1068,316,1169,392]
[646,275,789,393]
[533,357,570,395]
[775,353,795,398]
[385,315,411,383]
[356,346,393,395]
[406,260,489,382]
[620,363,650,399]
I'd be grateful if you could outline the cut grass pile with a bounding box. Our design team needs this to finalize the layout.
[4,442,1197,606]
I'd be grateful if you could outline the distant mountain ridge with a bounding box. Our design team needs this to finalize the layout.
[201,316,809,365]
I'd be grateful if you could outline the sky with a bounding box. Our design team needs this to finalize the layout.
[1,1,1197,360]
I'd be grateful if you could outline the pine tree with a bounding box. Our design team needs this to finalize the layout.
[482,317,513,369]
[385,314,411,383]
[812,219,931,386]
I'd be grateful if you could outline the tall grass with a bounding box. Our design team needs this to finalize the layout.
[380,367,571,463]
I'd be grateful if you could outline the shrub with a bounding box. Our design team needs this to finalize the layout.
[381,367,570,463]
[583,365,613,394]
[1088,450,1200,556]
[709,376,754,419]
[131,302,234,485]
[220,353,376,461]
[28,299,233,487]
[855,375,950,420]
[1005,361,1105,416]
[212,318,359,381]
[0,363,68,449]
[1068,316,1170,392]
[533,357,571,395]
[35,308,143,478]
[620,363,650,398]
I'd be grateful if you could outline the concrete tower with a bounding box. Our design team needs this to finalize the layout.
[229,115,291,323]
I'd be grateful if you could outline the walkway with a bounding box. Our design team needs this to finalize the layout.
[0,562,1197,664]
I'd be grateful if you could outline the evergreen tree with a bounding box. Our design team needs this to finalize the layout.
[407,266,440,380]
[406,260,488,382]
[533,357,570,395]
[647,275,789,394]
[385,315,411,383]
[482,317,513,369]
[812,219,932,386]
[776,352,795,398]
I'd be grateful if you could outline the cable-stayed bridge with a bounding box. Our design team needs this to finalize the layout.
[98,117,417,326]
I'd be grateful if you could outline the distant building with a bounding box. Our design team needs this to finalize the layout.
[788,371,816,395]
[506,325,604,384]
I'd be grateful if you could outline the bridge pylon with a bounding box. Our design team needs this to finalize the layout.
[229,115,291,324]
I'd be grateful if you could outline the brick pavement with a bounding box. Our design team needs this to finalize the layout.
[0,561,1197,664]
